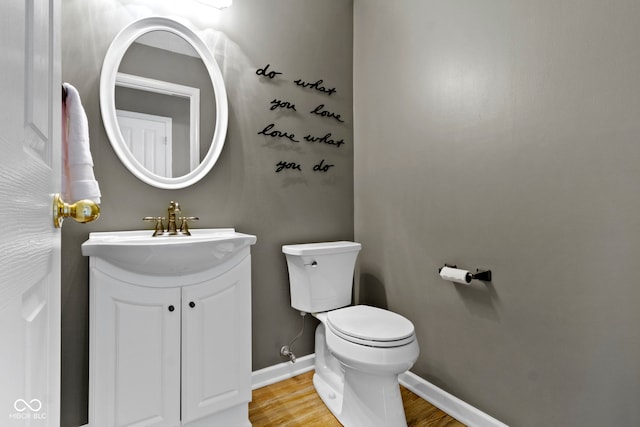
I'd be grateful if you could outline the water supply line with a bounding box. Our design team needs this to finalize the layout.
[280,311,307,363]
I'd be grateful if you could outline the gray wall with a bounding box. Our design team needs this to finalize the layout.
[61,0,353,425]
[354,1,640,426]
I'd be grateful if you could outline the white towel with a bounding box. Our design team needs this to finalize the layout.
[62,82,101,204]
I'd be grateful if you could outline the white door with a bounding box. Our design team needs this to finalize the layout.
[117,110,173,177]
[0,0,61,425]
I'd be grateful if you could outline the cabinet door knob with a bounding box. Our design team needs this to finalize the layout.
[189,301,196,308]
[168,305,175,312]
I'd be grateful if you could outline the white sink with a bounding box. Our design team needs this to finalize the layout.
[81,228,257,276]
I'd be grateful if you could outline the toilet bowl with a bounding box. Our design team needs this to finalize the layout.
[315,306,419,427]
[282,242,420,427]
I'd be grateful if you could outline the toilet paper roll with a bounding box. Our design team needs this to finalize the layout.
[439,266,472,284]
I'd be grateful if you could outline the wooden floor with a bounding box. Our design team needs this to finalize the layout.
[249,371,465,427]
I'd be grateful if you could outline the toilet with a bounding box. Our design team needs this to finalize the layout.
[282,241,420,427]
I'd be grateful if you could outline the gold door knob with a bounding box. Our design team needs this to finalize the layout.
[53,193,100,228]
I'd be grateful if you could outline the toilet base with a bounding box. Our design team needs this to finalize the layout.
[314,366,409,427]
[312,322,412,427]
[313,371,344,421]
[341,368,408,427]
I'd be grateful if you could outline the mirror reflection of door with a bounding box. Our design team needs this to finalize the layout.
[117,110,173,177]
[115,30,215,178]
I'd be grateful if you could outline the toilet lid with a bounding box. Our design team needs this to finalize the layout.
[327,305,415,348]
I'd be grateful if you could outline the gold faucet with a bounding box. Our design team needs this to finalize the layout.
[143,201,198,236]
[167,201,180,235]
[142,216,165,236]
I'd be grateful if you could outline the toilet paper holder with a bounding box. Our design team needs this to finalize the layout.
[439,264,492,282]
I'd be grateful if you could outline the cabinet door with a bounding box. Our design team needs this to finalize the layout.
[181,256,252,423]
[91,271,181,427]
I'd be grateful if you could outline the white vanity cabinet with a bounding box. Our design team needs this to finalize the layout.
[83,229,256,427]
[90,275,182,426]
[181,258,251,424]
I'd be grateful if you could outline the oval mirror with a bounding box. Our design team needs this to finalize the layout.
[100,17,228,189]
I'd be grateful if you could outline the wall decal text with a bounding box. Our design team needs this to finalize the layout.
[270,99,297,111]
[274,160,336,173]
[303,132,345,148]
[256,66,344,177]
[256,63,283,79]
[258,123,300,142]
[310,104,345,122]
[313,159,335,172]
[275,161,302,172]
[293,79,336,96]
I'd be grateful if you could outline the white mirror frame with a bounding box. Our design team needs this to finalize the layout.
[100,16,228,189]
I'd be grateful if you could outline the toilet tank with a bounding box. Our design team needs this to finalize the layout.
[282,241,361,313]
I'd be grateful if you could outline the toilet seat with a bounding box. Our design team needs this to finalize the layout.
[327,305,415,348]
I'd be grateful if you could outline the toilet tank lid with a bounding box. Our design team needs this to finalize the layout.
[282,241,361,256]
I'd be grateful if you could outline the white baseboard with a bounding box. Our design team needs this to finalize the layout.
[399,370,508,427]
[79,356,315,427]
[82,355,507,427]
[251,353,315,390]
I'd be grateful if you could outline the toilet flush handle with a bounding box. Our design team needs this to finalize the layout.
[305,260,318,267]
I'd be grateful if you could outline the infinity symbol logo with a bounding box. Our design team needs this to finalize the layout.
[14,399,42,412]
